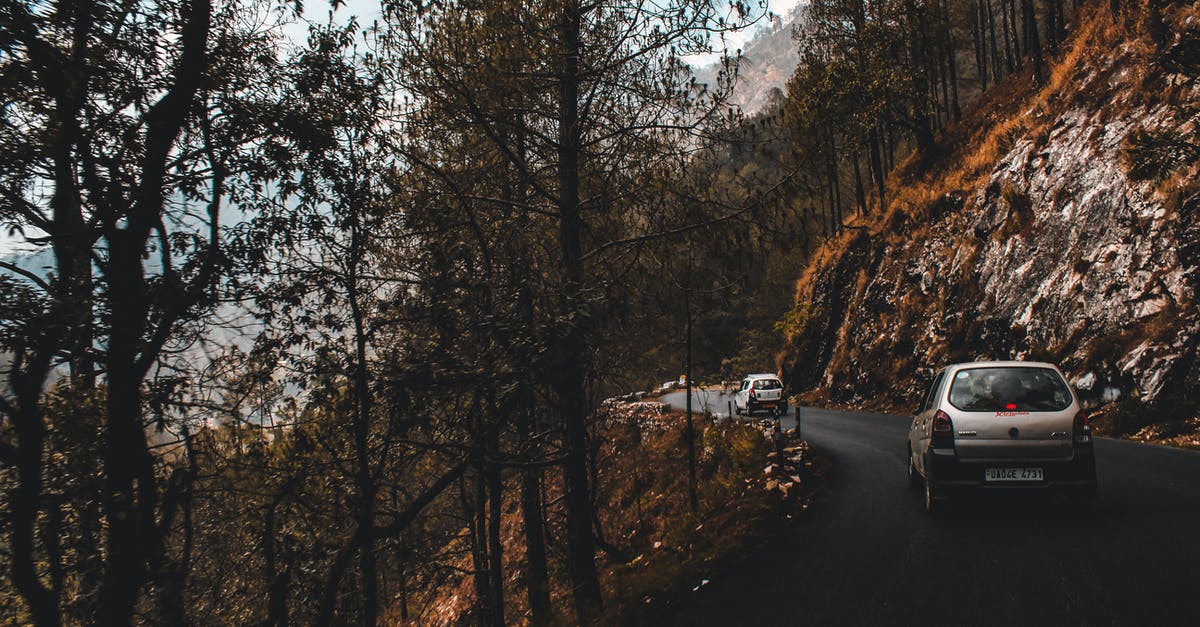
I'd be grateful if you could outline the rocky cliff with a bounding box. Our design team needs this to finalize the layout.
[779,7,1200,430]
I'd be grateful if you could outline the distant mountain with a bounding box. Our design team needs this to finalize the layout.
[693,4,807,114]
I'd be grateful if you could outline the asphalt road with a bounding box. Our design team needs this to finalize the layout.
[651,399,1200,626]
[659,387,785,421]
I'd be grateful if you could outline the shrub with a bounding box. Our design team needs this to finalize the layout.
[1105,395,1152,436]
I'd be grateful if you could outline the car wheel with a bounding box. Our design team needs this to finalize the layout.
[907,449,921,490]
[924,465,940,515]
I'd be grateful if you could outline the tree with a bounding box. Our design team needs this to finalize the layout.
[0,0,308,621]
[382,0,769,619]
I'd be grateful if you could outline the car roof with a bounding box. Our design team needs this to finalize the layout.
[943,361,1060,372]
[744,373,780,379]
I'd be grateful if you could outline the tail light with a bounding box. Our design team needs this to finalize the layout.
[748,388,757,399]
[1073,411,1091,445]
[931,410,954,448]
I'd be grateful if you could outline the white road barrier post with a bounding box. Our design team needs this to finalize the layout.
[774,411,784,459]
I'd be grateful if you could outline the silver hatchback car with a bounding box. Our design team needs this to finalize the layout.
[907,361,1098,513]
[734,374,786,416]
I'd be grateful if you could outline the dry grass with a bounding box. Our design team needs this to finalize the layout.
[399,406,825,625]
[868,5,1143,228]
[791,228,856,303]
[598,415,823,624]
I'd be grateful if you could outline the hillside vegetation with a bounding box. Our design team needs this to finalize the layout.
[409,404,820,625]
[0,1,822,624]
[780,2,1200,444]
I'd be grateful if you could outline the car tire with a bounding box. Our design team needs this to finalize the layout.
[924,465,941,515]
[907,449,921,490]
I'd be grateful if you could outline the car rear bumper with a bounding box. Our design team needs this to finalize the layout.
[748,400,783,413]
[927,446,1097,492]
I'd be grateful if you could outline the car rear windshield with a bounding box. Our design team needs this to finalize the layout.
[753,379,782,390]
[947,367,1072,412]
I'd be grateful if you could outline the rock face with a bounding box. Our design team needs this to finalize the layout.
[780,15,1200,413]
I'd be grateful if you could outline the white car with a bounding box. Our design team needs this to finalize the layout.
[734,374,787,416]
[907,361,1098,514]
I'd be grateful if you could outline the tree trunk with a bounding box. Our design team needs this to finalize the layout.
[1046,0,1059,54]
[466,474,492,626]
[9,394,60,626]
[987,0,1002,80]
[397,551,409,622]
[884,117,897,172]
[348,217,378,627]
[852,148,867,215]
[1056,0,1068,43]
[264,491,290,627]
[815,177,829,236]
[1022,0,1044,85]
[683,274,699,513]
[517,407,552,627]
[827,134,843,230]
[1001,0,1016,74]
[944,0,961,121]
[486,429,505,627]
[973,1,988,91]
[555,2,603,621]
[932,55,945,132]
[869,128,886,211]
[907,0,937,159]
[98,236,158,626]
[938,39,950,126]
[45,2,96,388]
[1008,0,1021,63]
[55,166,95,387]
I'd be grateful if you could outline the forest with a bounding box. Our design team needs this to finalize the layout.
[1,0,1184,624]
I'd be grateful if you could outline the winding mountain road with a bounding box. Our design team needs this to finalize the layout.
[654,395,1200,626]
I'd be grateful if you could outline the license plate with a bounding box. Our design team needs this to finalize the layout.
[760,403,776,409]
[985,467,1043,482]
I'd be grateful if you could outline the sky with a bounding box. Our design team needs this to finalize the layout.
[1,0,803,257]
[682,0,804,67]
[302,0,804,65]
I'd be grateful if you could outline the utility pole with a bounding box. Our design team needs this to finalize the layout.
[683,239,699,513]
